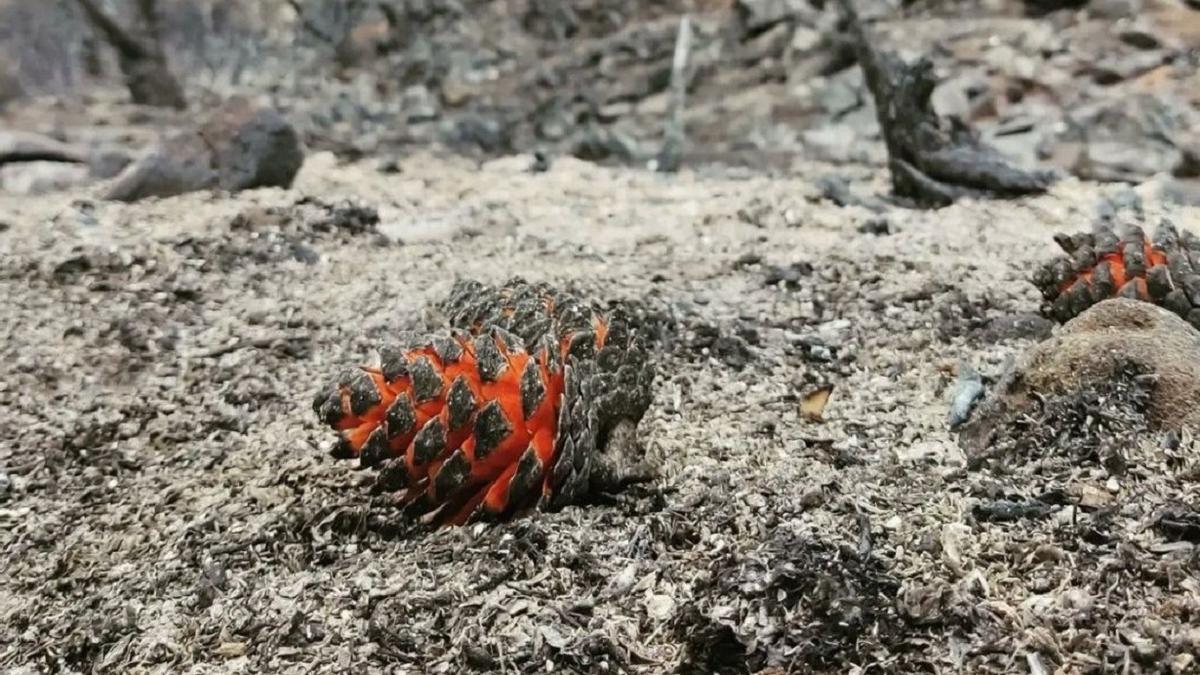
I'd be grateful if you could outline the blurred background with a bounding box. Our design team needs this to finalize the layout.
[0,0,1197,194]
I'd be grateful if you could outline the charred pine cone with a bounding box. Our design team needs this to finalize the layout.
[312,279,654,526]
[1033,220,1200,328]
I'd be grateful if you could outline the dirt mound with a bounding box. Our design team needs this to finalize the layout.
[961,298,1200,470]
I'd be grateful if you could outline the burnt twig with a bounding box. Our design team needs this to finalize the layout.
[837,0,1055,207]
[657,15,692,173]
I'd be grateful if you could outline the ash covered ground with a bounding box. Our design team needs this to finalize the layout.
[2,1,1200,674]
[3,155,1198,674]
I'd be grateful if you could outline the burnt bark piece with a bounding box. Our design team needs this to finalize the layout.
[103,97,303,202]
[837,0,1055,207]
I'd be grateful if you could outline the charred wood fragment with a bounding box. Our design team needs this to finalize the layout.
[837,0,1055,207]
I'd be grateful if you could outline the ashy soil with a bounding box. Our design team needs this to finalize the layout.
[2,152,1199,674]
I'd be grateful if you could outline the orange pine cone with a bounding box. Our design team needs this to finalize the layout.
[1032,220,1200,328]
[312,279,654,526]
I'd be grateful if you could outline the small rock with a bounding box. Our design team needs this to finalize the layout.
[858,218,892,235]
[88,150,132,179]
[646,594,676,621]
[104,97,304,202]
[1090,0,1142,18]
[402,85,439,123]
[736,0,811,32]
[450,114,511,155]
[947,361,985,429]
[1118,25,1164,50]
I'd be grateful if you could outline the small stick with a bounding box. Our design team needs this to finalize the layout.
[656,15,692,173]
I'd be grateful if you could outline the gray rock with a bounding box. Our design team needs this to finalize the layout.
[104,98,304,202]
[402,85,440,123]
[1066,94,1197,183]
[947,361,985,429]
[88,150,133,180]
[1090,0,1142,18]
[735,0,813,33]
[103,134,218,202]
[1076,140,1178,183]
[1153,177,1200,207]
[206,101,305,193]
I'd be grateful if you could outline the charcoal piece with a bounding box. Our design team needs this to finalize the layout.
[379,346,409,382]
[1146,265,1173,300]
[838,0,1054,207]
[1091,261,1117,301]
[1123,241,1147,278]
[972,499,1055,523]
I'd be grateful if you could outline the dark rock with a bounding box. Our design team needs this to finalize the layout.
[103,133,218,202]
[88,150,133,180]
[1022,0,1089,15]
[446,114,512,155]
[204,99,305,193]
[1175,135,1200,178]
[1118,25,1164,50]
[972,498,1055,523]
[1066,95,1196,183]
[857,218,892,235]
[1087,50,1168,85]
[104,98,304,202]
[735,0,814,34]
[764,262,815,289]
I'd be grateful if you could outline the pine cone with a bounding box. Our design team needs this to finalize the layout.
[1032,220,1200,328]
[311,279,654,526]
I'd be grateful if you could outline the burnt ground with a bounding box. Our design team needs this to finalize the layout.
[1,152,1199,674]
